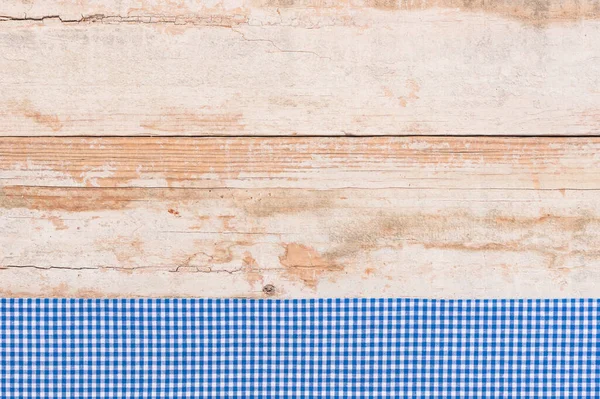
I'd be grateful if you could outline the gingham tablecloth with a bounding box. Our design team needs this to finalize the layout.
[0,298,597,398]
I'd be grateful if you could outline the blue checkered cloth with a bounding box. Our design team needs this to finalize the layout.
[0,299,598,398]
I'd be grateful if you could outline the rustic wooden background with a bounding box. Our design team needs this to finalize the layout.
[1,0,600,297]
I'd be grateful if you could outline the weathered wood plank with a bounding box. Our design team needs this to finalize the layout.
[1,4,600,136]
[1,137,600,297]
[2,0,600,23]
[1,137,600,189]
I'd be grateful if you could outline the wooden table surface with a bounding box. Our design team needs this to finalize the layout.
[1,0,600,297]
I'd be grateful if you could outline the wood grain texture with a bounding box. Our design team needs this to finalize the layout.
[2,136,600,189]
[3,0,600,23]
[1,2,600,136]
[2,137,600,297]
[2,1,600,299]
